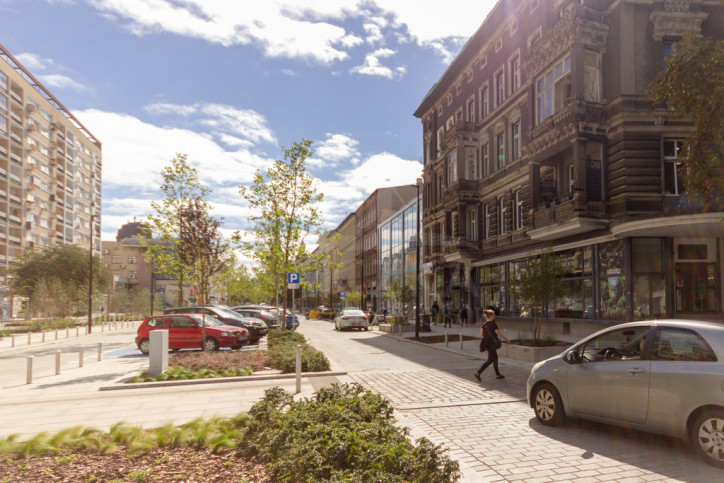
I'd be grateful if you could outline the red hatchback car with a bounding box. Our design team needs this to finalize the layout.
[135,314,249,354]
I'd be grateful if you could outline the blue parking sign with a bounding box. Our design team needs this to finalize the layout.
[288,272,300,284]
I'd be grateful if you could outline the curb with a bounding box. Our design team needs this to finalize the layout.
[99,370,348,391]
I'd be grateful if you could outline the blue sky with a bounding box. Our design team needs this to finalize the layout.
[1,0,498,247]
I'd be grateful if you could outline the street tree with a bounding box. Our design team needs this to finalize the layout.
[142,153,212,306]
[648,34,724,206]
[178,197,231,347]
[510,248,566,344]
[10,245,110,318]
[383,278,413,324]
[238,139,324,319]
[214,255,268,305]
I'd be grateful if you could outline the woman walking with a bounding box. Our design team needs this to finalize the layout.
[474,309,511,380]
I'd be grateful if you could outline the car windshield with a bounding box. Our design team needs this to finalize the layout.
[211,306,244,319]
[190,315,224,326]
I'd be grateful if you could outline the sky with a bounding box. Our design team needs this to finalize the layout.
[1,0,499,248]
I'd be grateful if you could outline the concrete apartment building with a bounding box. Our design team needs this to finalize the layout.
[414,0,724,332]
[0,44,101,316]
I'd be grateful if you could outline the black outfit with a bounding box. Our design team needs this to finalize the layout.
[476,320,503,378]
[431,302,440,325]
[459,307,469,326]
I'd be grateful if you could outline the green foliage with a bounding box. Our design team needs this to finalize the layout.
[242,384,460,482]
[648,34,724,206]
[343,289,363,308]
[511,248,566,343]
[267,330,330,373]
[128,365,253,383]
[384,278,413,320]
[9,245,110,317]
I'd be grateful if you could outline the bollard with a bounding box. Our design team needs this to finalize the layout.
[98,342,102,361]
[76,326,79,336]
[79,346,84,367]
[55,329,58,340]
[26,356,33,384]
[85,326,88,335]
[11,334,15,348]
[56,350,61,375]
[42,330,46,343]
[445,332,449,346]
[295,344,302,394]
[101,323,104,333]
[66,327,69,338]
[460,332,464,350]
[28,332,31,345]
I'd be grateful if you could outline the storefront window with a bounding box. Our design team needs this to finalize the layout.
[480,263,506,315]
[632,238,666,320]
[554,248,594,319]
[599,240,627,320]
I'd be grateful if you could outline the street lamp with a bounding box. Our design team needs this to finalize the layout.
[88,207,96,334]
[415,177,422,340]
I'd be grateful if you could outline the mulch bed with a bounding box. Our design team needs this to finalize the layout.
[406,334,480,344]
[0,447,270,482]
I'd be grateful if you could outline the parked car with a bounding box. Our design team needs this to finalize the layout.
[334,309,370,331]
[135,314,249,354]
[232,307,279,328]
[164,305,267,343]
[307,306,326,319]
[527,320,724,468]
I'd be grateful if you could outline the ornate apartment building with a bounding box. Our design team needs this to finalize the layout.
[414,0,723,330]
[0,44,101,316]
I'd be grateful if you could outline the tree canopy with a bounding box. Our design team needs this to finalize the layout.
[648,34,724,206]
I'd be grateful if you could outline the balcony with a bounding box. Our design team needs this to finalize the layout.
[442,236,481,261]
[527,100,605,155]
[528,197,608,241]
[441,179,478,207]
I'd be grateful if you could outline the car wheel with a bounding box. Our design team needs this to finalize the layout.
[533,382,566,426]
[138,338,150,355]
[691,408,724,468]
[203,337,219,352]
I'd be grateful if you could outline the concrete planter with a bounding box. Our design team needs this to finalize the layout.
[378,323,416,333]
[499,343,567,363]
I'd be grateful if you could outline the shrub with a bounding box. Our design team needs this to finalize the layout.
[267,330,330,373]
[242,384,460,482]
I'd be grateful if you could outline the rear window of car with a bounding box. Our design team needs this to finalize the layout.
[147,317,167,328]
[342,310,365,316]
[651,327,718,362]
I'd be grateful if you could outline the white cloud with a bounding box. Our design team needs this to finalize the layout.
[78,0,497,66]
[15,52,53,71]
[310,133,360,168]
[351,48,405,79]
[38,74,87,91]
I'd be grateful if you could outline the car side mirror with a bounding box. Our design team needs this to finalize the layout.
[565,350,581,364]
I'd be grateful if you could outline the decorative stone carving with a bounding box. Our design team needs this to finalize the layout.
[649,7,708,40]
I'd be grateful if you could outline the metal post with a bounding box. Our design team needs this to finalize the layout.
[295,344,302,394]
[66,327,69,338]
[55,350,61,375]
[88,211,95,334]
[26,356,33,384]
[55,329,58,340]
[79,346,84,367]
[445,332,448,346]
[42,330,46,342]
[28,332,31,345]
[11,334,15,347]
[98,342,102,361]
[460,332,464,350]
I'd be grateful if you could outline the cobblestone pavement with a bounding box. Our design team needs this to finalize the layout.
[298,319,723,482]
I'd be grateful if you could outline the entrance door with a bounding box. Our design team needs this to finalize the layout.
[675,262,717,313]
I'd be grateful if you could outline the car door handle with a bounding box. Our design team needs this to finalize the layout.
[627,368,646,375]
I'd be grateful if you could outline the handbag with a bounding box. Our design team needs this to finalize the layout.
[483,322,502,350]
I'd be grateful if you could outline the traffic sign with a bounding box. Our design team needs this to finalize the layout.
[288,272,300,289]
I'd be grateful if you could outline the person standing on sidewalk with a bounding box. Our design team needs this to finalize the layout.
[442,302,453,328]
[474,309,511,381]
[431,301,440,326]
[459,304,469,327]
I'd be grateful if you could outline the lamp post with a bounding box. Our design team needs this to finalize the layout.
[415,177,422,340]
[88,210,96,334]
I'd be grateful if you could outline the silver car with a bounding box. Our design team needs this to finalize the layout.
[527,320,724,468]
[334,309,370,331]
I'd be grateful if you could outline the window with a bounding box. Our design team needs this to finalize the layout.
[465,147,477,180]
[509,53,521,93]
[495,68,506,107]
[455,107,463,122]
[511,121,521,161]
[537,56,571,124]
[436,127,445,157]
[128,255,138,264]
[577,326,651,363]
[479,84,489,119]
[663,41,675,60]
[447,152,457,185]
[528,26,542,49]
[499,197,507,235]
[509,19,518,36]
[515,190,524,230]
[663,139,685,194]
[466,206,478,241]
[112,256,121,264]
[482,143,490,177]
[170,316,196,329]
[583,51,601,102]
[129,271,137,280]
[568,165,575,194]
[148,317,168,328]
[446,116,454,131]
[496,132,505,169]
[484,205,492,239]
[466,96,476,123]
[651,327,717,362]
[495,37,503,53]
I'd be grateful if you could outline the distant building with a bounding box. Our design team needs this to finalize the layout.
[0,44,102,316]
[414,0,724,329]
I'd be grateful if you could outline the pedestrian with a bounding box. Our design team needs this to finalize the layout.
[431,301,440,325]
[443,302,453,328]
[474,309,511,381]
[459,304,469,327]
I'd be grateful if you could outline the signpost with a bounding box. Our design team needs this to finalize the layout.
[288,272,300,330]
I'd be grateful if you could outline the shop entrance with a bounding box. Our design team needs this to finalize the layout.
[675,262,717,313]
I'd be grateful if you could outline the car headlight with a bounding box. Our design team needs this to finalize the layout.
[221,331,234,336]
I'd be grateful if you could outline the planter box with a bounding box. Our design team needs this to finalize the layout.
[378,323,416,333]
[499,343,567,363]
